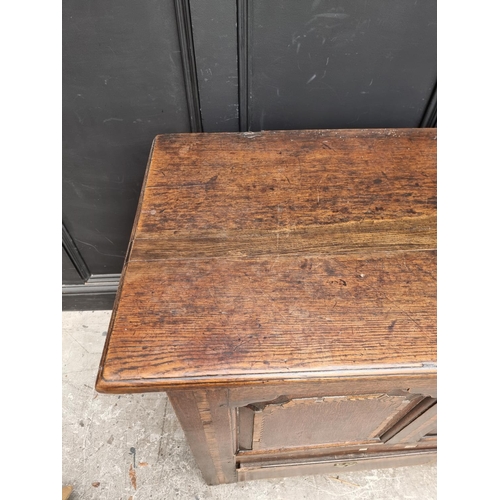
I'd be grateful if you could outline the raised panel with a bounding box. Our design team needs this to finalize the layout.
[62,0,191,274]
[247,0,436,130]
[190,0,239,132]
[240,394,413,451]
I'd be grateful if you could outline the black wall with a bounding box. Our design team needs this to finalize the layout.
[62,0,436,310]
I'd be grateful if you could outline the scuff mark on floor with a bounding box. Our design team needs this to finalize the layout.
[129,464,137,490]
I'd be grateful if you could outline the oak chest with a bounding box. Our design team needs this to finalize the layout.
[96,129,437,484]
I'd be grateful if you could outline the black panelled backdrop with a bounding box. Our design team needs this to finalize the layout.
[62,0,436,310]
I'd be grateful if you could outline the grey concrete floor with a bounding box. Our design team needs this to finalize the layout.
[62,311,436,500]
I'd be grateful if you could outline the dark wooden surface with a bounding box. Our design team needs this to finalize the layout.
[165,375,436,484]
[168,390,234,485]
[63,1,436,310]
[96,130,437,483]
[165,384,437,485]
[236,451,436,482]
[96,128,436,393]
[227,373,437,406]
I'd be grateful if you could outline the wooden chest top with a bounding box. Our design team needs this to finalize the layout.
[96,129,436,393]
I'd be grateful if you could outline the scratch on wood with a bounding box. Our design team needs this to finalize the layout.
[381,293,423,331]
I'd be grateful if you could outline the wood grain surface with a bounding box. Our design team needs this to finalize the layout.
[96,129,436,393]
[249,394,412,450]
[236,450,436,482]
